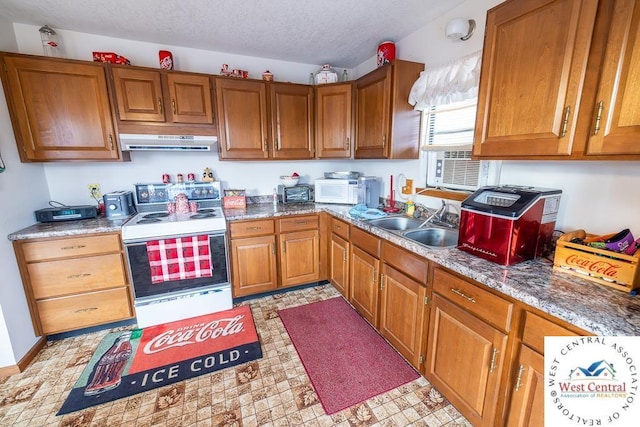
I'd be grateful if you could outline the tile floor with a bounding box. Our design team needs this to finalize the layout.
[0,284,471,426]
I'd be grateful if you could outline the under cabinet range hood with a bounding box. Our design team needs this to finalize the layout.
[119,134,217,151]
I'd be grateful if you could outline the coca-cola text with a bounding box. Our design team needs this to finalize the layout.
[144,315,245,354]
[565,254,621,278]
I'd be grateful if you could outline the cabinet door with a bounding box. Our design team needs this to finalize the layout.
[349,245,380,327]
[279,229,320,288]
[215,78,269,159]
[1,55,119,161]
[427,293,508,427]
[111,67,165,122]
[587,0,640,155]
[474,0,598,157]
[316,83,353,158]
[329,234,349,298]
[165,73,214,124]
[379,264,427,369]
[355,65,391,158]
[231,235,277,297]
[270,83,314,159]
[506,345,544,427]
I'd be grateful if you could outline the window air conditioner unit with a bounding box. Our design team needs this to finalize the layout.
[426,149,501,191]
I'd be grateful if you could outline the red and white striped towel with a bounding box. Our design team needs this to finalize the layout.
[146,235,212,284]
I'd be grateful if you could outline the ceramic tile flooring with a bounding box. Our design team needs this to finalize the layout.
[0,284,471,426]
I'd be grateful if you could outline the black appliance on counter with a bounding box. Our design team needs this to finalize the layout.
[278,184,315,204]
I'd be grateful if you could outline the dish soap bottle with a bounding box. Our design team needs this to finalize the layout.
[405,197,415,217]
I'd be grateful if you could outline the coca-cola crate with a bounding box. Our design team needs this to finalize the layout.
[553,229,640,293]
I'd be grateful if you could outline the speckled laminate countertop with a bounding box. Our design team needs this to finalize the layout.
[224,203,640,337]
[8,204,640,336]
[7,215,133,241]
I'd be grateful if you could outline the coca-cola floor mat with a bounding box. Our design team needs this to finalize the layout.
[57,305,262,415]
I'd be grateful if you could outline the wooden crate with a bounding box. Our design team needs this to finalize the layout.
[553,230,640,293]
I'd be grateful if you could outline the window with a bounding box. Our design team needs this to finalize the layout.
[422,98,477,149]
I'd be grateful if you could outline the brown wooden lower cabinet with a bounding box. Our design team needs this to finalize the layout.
[230,235,278,297]
[329,233,349,298]
[229,214,320,297]
[506,344,544,427]
[379,263,427,368]
[427,292,508,427]
[12,232,133,335]
[349,245,380,326]
[279,229,320,288]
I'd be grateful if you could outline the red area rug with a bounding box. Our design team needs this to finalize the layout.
[57,305,262,415]
[278,297,419,414]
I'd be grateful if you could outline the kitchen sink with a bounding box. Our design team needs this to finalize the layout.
[402,228,459,249]
[366,216,424,231]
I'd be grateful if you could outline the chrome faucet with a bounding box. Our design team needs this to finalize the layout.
[418,200,454,228]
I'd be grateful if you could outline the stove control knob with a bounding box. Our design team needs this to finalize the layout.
[108,203,118,211]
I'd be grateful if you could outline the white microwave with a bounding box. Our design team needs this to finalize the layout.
[314,179,358,204]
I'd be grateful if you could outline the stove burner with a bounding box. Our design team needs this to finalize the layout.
[197,208,215,214]
[137,218,162,224]
[143,212,170,219]
[190,213,216,219]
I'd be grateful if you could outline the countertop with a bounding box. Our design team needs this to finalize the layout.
[8,203,640,336]
[225,203,640,337]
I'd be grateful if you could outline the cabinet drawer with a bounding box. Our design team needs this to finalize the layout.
[36,287,133,335]
[229,219,275,238]
[351,227,381,258]
[278,215,319,232]
[433,268,513,332]
[28,253,127,299]
[21,234,121,261]
[382,241,428,284]
[330,217,350,240]
[522,311,580,354]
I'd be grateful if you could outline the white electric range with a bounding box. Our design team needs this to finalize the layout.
[121,181,232,328]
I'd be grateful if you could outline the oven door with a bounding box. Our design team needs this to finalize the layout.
[124,232,229,302]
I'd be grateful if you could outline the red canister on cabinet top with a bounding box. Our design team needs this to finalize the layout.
[377,41,395,67]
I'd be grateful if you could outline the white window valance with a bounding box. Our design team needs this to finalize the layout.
[408,50,482,111]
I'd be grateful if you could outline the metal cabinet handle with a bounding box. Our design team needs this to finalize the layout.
[379,272,384,290]
[108,134,114,150]
[450,288,476,303]
[158,97,163,113]
[490,348,499,373]
[514,365,525,391]
[61,245,86,250]
[382,134,386,149]
[263,138,268,152]
[271,242,275,255]
[594,101,604,135]
[247,226,262,231]
[344,137,350,150]
[343,250,347,263]
[294,221,308,225]
[75,307,98,313]
[560,106,571,137]
[333,224,341,230]
[172,99,177,114]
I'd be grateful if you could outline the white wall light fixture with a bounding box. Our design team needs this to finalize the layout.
[445,18,476,41]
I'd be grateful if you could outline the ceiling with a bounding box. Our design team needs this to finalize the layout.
[0,0,466,68]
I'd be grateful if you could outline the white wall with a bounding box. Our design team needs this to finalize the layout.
[0,18,46,368]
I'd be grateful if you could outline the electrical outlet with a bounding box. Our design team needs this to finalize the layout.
[401,179,414,195]
[88,183,102,199]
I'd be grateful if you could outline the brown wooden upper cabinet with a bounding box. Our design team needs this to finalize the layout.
[0,53,126,162]
[474,0,640,159]
[110,66,215,132]
[354,59,424,159]
[214,77,314,160]
[316,82,353,158]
